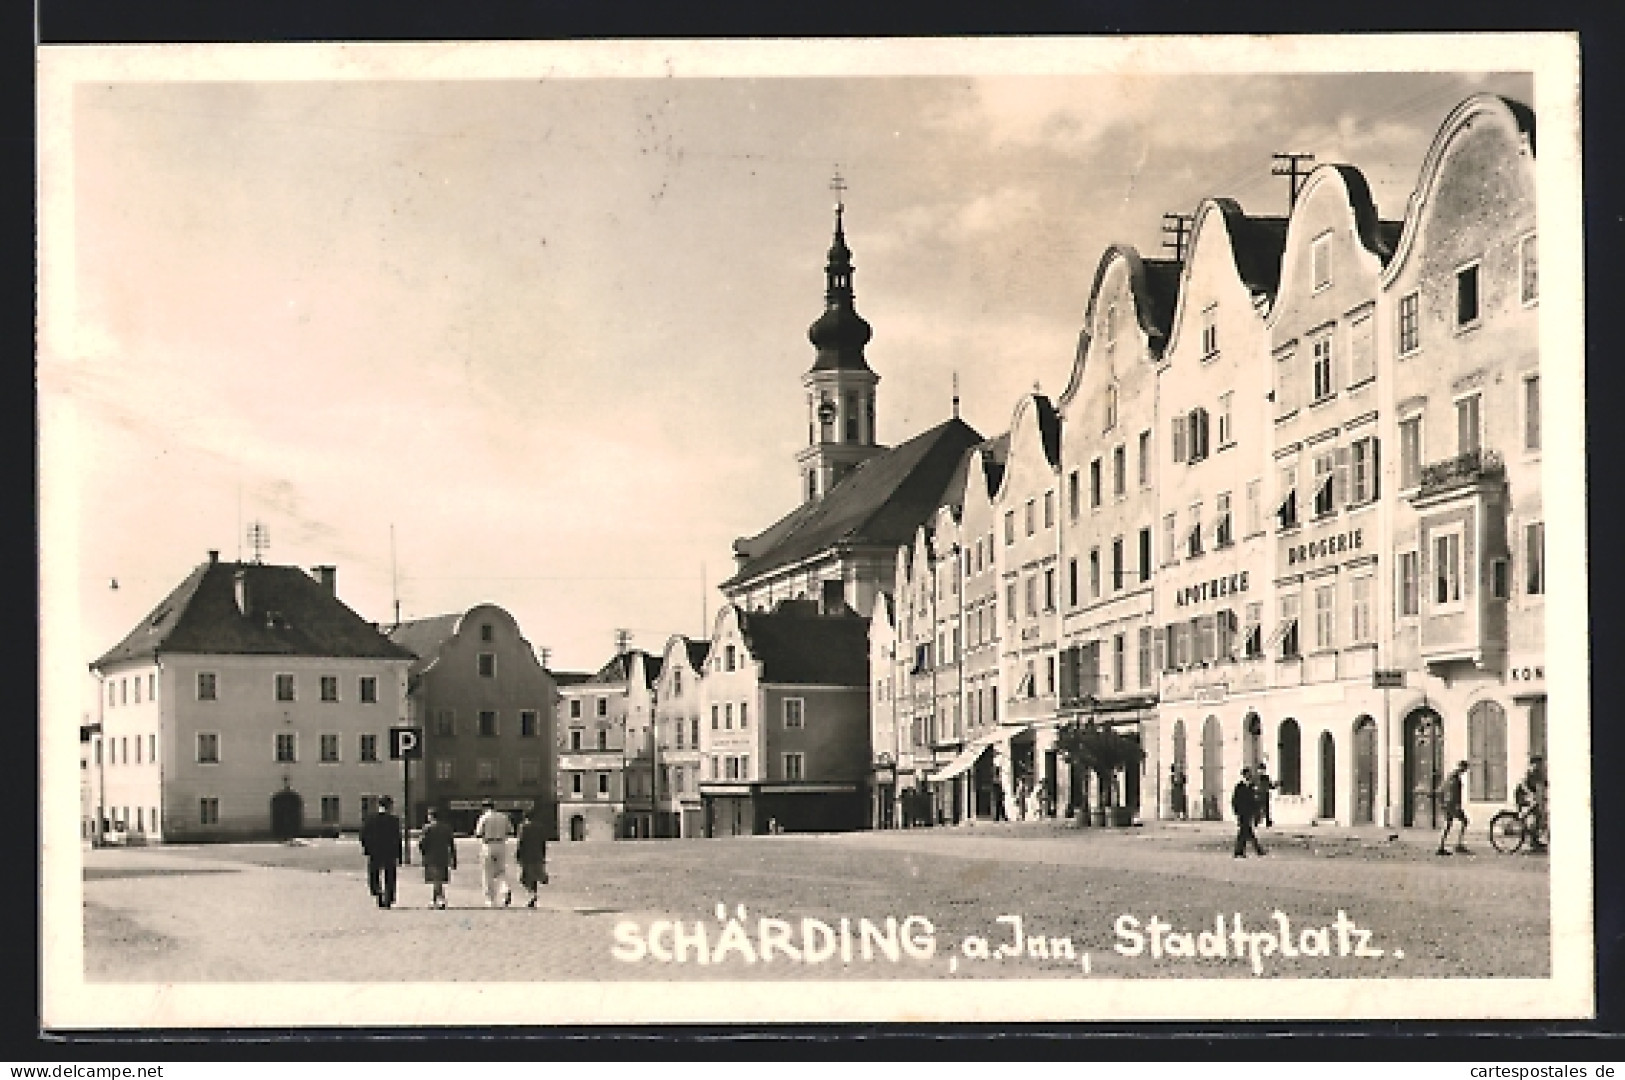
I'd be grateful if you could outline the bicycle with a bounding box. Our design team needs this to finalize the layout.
[1488,802,1548,854]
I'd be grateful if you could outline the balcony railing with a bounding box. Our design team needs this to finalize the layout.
[1418,448,1504,497]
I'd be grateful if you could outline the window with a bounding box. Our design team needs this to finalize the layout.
[1111,538,1124,592]
[148,733,155,761]
[740,702,750,729]
[479,711,498,737]
[597,773,609,796]
[196,732,219,764]
[321,797,341,825]
[1138,528,1152,584]
[1112,445,1126,497]
[570,700,582,719]
[197,672,217,701]
[320,733,340,763]
[1524,375,1541,452]
[568,728,582,751]
[1162,514,1177,566]
[1089,548,1101,599]
[596,698,607,717]
[520,710,539,738]
[1044,567,1056,610]
[1397,291,1420,356]
[1434,527,1464,608]
[1311,330,1335,402]
[1112,634,1126,692]
[1067,471,1080,519]
[740,755,750,778]
[275,674,296,702]
[1104,383,1118,431]
[1529,700,1548,762]
[571,772,583,796]
[1350,575,1374,644]
[783,753,805,781]
[1456,262,1481,328]
[199,798,219,826]
[1526,522,1545,595]
[1044,490,1054,528]
[1006,582,1017,622]
[1172,414,1187,464]
[359,733,379,762]
[434,709,455,737]
[1278,720,1302,795]
[1187,408,1210,462]
[597,728,609,751]
[1217,392,1234,447]
[359,676,378,704]
[1025,575,1037,616]
[436,758,455,782]
[1025,499,1036,536]
[1313,451,1336,518]
[108,683,114,707]
[319,675,338,703]
[1201,303,1219,356]
[478,653,496,678]
[1090,459,1102,508]
[784,698,805,728]
[724,703,734,729]
[1456,395,1482,455]
[1215,492,1233,548]
[1398,551,1420,617]
[1521,233,1539,304]
[1067,558,1078,607]
[1351,436,1380,504]
[275,732,297,763]
[1468,700,1508,802]
[1311,232,1332,290]
[1004,511,1015,545]
[1349,313,1375,385]
[133,678,140,704]
[1275,348,1298,416]
[1186,502,1203,558]
[1244,602,1264,658]
[1137,627,1153,688]
[476,759,498,786]
[1399,415,1423,489]
[1245,479,1263,538]
[691,718,700,746]
[1279,594,1301,659]
[1138,430,1151,487]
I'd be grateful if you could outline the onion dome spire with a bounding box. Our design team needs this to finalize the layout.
[807,171,874,372]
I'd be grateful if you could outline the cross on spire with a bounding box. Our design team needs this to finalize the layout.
[830,167,847,209]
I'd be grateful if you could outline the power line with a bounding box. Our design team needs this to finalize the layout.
[1271,152,1317,209]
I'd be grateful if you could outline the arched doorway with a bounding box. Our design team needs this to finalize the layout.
[1353,716,1378,825]
[1170,719,1188,819]
[1404,708,1444,828]
[569,815,586,841]
[1318,732,1336,820]
[1200,716,1223,821]
[1277,719,1302,795]
[270,789,303,839]
[1243,713,1263,769]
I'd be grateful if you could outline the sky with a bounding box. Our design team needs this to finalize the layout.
[41,47,1534,695]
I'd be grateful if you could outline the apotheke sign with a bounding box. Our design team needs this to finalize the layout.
[1175,571,1249,608]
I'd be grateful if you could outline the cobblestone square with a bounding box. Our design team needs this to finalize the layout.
[82,821,1550,983]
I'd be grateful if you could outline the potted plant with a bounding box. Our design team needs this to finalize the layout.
[1056,720,1146,829]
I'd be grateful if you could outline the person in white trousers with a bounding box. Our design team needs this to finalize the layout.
[472,799,514,907]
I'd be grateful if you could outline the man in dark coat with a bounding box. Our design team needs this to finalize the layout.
[515,806,549,908]
[1252,759,1276,828]
[360,795,403,908]
[1232,767,1266,858]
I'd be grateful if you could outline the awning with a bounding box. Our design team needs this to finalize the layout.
[927,725,1029,782]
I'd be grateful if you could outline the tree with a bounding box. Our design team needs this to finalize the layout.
[1056,720,1145,811]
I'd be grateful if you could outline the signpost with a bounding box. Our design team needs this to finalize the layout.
[389,725,423,864]
[1371,670,1405,828]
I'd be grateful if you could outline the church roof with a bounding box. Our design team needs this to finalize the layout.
[722,416,985,590]
[738,600,869,686]
[93,556,411,670]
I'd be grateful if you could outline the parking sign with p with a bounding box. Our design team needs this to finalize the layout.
[389,726,424,760]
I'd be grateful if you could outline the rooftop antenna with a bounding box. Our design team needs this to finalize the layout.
[830,167,847,216]
[614,628,633,656]
[539,646,552,670]
[245,520,270,564]
[952,371,961,420]
[236,484,243,562]
[1272,151,1316,208]
[1161,212,1194,261]
[390,523,401,627]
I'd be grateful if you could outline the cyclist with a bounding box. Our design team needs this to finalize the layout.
[1514,755,1548,851]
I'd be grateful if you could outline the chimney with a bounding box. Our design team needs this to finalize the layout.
[233,568,251,616]
[207,549,219,564]
[313,565,337,595]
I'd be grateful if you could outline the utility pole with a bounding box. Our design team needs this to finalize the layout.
[390,524,401,627]
[614,628,632,656]
[538,646,552,670]
[1272,152,1317,209]
[1160,212,1194,261]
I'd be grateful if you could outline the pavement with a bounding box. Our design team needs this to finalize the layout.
[81,818,1550,983]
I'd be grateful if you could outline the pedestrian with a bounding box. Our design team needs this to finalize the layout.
[1170,763,1187,821]
[418,805,457,909]
[1517,755,1548,852]
[1253,759,1276,828]
[473,798,515,907]
[1232,767,1265,858]
[993,783,1007,821]
[1437,759,1472,855]
[515,806,549,908]
[359,795,403,908]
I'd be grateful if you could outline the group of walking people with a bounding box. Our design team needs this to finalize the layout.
[358,797,550,909]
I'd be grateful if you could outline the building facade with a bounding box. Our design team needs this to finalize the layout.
[554,649,661,842]
[90,553,414,842]
[654,635,710,838]
[391,604,557,833]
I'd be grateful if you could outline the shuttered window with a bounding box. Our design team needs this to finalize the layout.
[1468,701,1508,802]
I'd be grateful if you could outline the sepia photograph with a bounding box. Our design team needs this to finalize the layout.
[37,34,1590,1027]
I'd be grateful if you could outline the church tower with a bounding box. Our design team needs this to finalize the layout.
[796,178,885,503]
